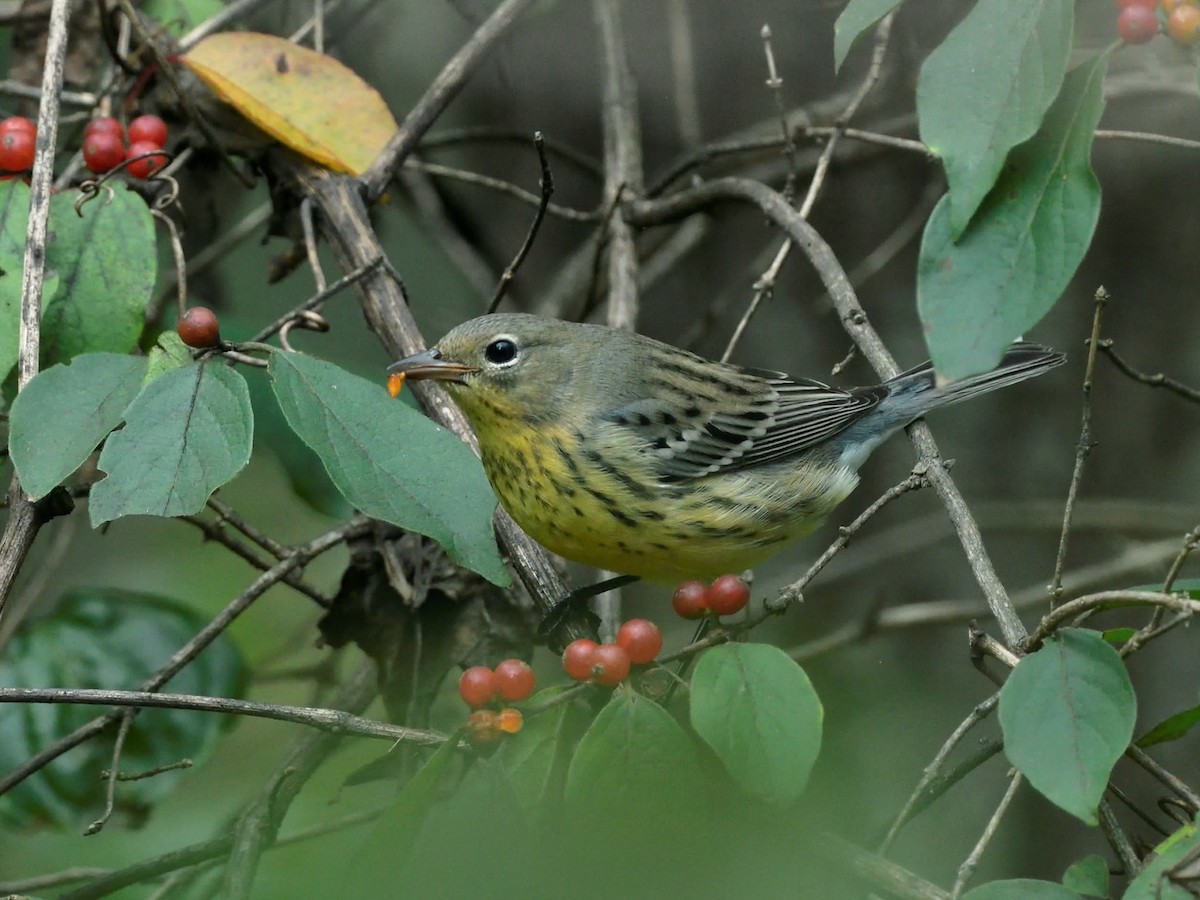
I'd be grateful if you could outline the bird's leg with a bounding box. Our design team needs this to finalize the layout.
[538,573,640,643]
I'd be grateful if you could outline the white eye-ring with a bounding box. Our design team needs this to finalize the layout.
[483,335,520,367]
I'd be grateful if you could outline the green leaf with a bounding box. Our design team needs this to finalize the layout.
[1101,627,1136,646]
[689,643,822,804]
[1125,577,1200,599]
[999,628,1135,825]
[143,330,193,385]
[565,689,703,818]
[1123,817,1200,900]
[0,180,57,382]
[493,687,583,815]
[917,0,1073,236]
[142,0,228,36]
[9,353,147,499]
[348,739,461,886]
[833,0,903,72]
[268,351,507,585]
[962,880,1083,900]
[0,588,245,829]
[89,360,253,524]
[917,52,1107,380]
[1136,704,1200,748]
[41,187,156,364]
[1062,854,1108,897]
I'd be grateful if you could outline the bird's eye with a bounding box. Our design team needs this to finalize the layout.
[484,337,519,366]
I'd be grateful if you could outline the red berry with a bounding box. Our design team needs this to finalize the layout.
[177,306,221,348]
[127,114,168,148]
[466,708,502,744]
[493,658,535,702]
[671,580,710,620]
[457,666,496,708]
[590,644,631,686]
[82,131,125,174]
[84,116,123,141]
[0,130,35,173]
[1167,3,1200,41]
[562,638,599,681]
[706,574,750,617]
[497,707,523,734]
[0,116,35,138]
[124,140,168,179]
[1117,5,1160,42]
[615,618,663,665]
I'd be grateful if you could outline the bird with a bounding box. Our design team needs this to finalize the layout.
[388,313,1064,582]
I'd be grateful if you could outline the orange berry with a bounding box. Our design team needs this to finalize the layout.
[497,707,523,734]
[387,371,406,398]
[562,638,599,681]
[1167,3,1200,42]
[457,666,496,708]
[671,580,709,620]
[466,708,502,744]
[493,659,535,702]
[615,618,663,664]
[591,644,631,686]
[706,574,750,616]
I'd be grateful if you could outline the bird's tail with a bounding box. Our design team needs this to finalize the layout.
[834,342,1064,470]
[886,342,1066,414]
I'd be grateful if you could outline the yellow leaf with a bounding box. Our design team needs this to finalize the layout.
[181,32,398,176]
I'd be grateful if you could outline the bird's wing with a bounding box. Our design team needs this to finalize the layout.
[603,363,885,480]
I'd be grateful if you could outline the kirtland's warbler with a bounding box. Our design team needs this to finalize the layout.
[389,314,1063,581]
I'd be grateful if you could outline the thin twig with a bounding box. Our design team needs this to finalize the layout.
[0,520,369,799]
[1095,128,1200,152]
[405,158,593,222]
[666,0,702,146]
[951,771,1023,898]
[0,0,72,627]
[1097,799,1141,879]
[85,712,135,835]
[879,693,1000,852]
[1097,339,1200,404]
[488,132,554,313]
[1126,745,1200,812]
[594,0,642,331]
[1050,286,1107,605]
[1123,523,1200,654]
[361,0,538,200]
[0,686,446,744]
[721,11,893,362]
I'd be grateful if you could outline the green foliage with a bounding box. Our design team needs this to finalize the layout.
[142,0,228,36]
[1136,704,1200,748]
[268,351,508,585]
[143,330,193,384]
[1122,817,1200,900]
[917,52,1106,379]
[689,642,822,804]
[41,187,156,366]
[9,352,146,499]
[832,0,903,72]
[564,688,704,817]
[1061,854,1109,898]
[962,880,1083,900]
[917,0,1073,237]
[0,588,245,829]
[90,359,254,524]
[0,180,42,381]
[998,629,1135,825]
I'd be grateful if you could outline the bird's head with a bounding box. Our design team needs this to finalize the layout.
[389,313,610,426]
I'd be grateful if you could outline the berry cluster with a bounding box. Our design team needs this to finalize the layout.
[0,117,37,175]
[561,618,663,686]
[457,658,536,743]
[82,114,170,178]
[1117,0,1200,45]
[670,574,750,620]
